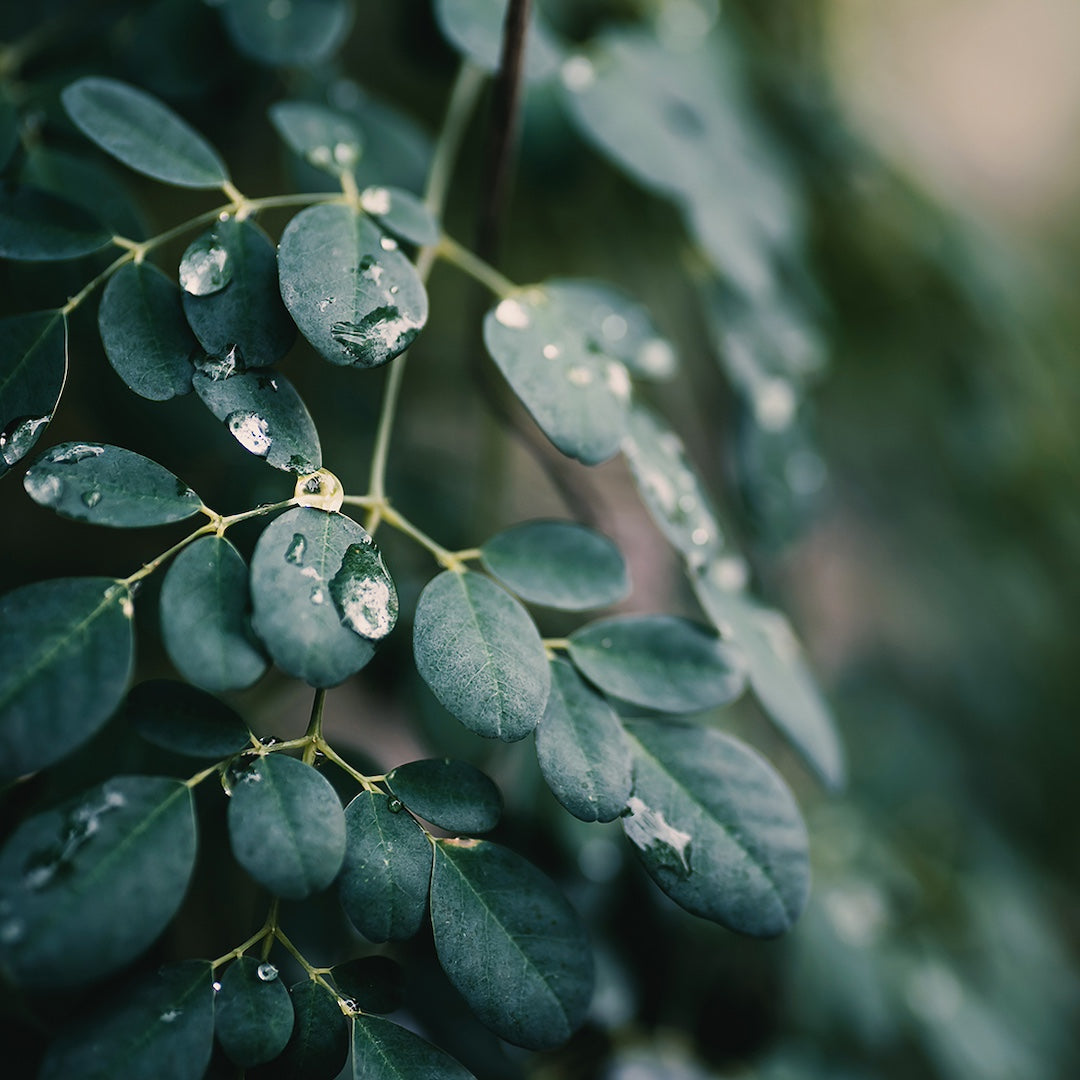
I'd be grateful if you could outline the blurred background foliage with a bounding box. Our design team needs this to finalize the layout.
[1,0,1078,1077]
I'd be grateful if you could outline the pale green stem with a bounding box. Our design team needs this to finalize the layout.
[437,233,518,298]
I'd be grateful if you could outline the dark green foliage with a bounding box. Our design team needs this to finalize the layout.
[0,183,112,260]
[256,980,349,1080]
[126,679,252,758]
[351,1014,476,1079]
[386,757,502,833]
[215,956,295,1068]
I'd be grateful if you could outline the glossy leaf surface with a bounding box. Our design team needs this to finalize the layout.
[359,184,439,247]
[221,0,353,67]
[480,519,629,610]
[622,720,810,937]
[99,261,197,400]
[160,535,269,692]
[331,956,404,1015]
[431,839,593,1049]
[193,369,321,473]
[339,790,432,943]
[0,577,133,781]
[23,442,202,527]
[126,678,252,759]
[535,658,631,823]
[0,183,112,260]
[351,1014,476,1080]
[435,0,561,82]
[568,614,744,714]
[413,570,550,741]
[216,955,295,1068]
[250,507,383,686]
[269,100,364,176]
[278,203,428,369]
[0,776,197,986]
[258,980,348,1080]
[228,753,346,899]
[386,758,502,834]
[61,76,229,188]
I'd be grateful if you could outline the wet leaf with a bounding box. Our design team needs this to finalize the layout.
[269,100,364,176]
[278,203,428,369]
[61,76,229,189]
[338,790,432,943]
[216,955,295,1068]
[351,1014,476,1079]
[22,441,202,527]
[160,535,269,692]
[256,980,348,1080]
[221,0,353,67]
[250,507,382,686]
[331,956,404,1015]
[39,961,214,1080]
[328,534,398,641]
[0,776,197,986]
[228,753,346,899]
[480,518,629,610]
[568,614,745,714]
[535,657,631,823]
[431,839,593,1049]
[435,0,562,82]
[0,183,112,260]
[99,261,197,400]
[193,368,321,473]
[0,577,133,782]
[621,719,810,937]
[386,758,502,834]
[126,678,252,759]
[359,184,439,247]
[413,570,550,742]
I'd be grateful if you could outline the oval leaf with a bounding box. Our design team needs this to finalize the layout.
[0,310,66,475]
[39,961,214,1080]
[61,76,229,188]
[338,790,432,943]
[269,100,364,176]
[351,1014,476,1080]
[413,570,550,742]
[126,679,252,759]
[227,752,346,899]
[568,614,745,714]
[23,442,203,527]
[99,261,197,400]
[480,519,629,610]
[221,0,353,67]
[331,956,404,1015]
[0,577,133,782]
[621,719,810,937]
[216,955,295,1068]
[430,839,593,1050]
[535,657,632,823]
[250,507,385,687]
[258,980,349,1080]
[386,758,502,834]
[278,203,428,369]
[0,776,197,986]
[435,0,562,82]
[193,368,321,473]
[359,184,439,247]
[160,535,268,692]
[0,183,112,260]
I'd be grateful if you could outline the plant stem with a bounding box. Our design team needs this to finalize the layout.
[303,689,326,764]
[437,234,517,298]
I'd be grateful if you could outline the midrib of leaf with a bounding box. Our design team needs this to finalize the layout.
[264,761,317,888]
[454,574,514,737]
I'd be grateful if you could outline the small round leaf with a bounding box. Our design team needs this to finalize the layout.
[359,184,439,247]
[435,0,562,82]
[258,980,349,1080]
[221,0,353,67]
[351,1014,476,1079]
[386,758,502,834]
[0,183,112,260]
[269,100,364,176]
[215,955,295,1068]
[126,679,252,759]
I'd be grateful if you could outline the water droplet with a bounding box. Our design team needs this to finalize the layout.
[0,918,25,944]
[600,637,612,649]
[709,555,749,592]
[213,981,222,993]
[379,236,398,251]
[677,494,696,513]
[621,796,692,877]
[561,55,596,92]
[227,412,272,458]
[601,313,628,341]
[310,587,325,605]
[636,338,677,377]
[81,489,102,509]
[318,296,335,312]
[308,145,333,168]
[333,141,358,168]
[194,344,245,381]
[387,797,403,814]
[389,284,399,295]
[160,1008,181,1024]
[259,735,282,747]
[267,0,291,20]
[753,377,797,431]
[285,533,306,565]
[341,997,358,1013]
[0,414,50,466]
[360,186,392,215]
[567,365,593,387]
[121,594,135,619]
[331,307,421,367]
[604,360,631,401]
[542,343,561,359]
[329,541,398,640]
[494,298,530,329]
[50,443,105,465]
[23,471,62,506]
[257,962,279,982]
[179,232,232,296]
[690,527,711,546]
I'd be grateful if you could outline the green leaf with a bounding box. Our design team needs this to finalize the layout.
[690,561,845,790]
[0,776,197,986]
[568,614,745,714]
[182,216,296,364]
[269,100,364,176]
[221,0,353,67]
[257,980,349,1080]
[351,1014,476,1080]
[160,535,269,692]
[480,519,629,610]
[338,790,432,943]
[0,96,17,171]
[126,678,252,759]
[482,284,633,465]
[328,533,399,641]
[535,657,631,823]
[359,184,439,247]
[22,441,203,527]
[413,570,550,742]
[39,961,214,1080]
[227,753,346,899]
[99,261,197,400]
[0,577,133,782]
[386,758,502,834]
[621,719,810,937]
[435,0,562,83]
[331,956,404,1015]
[430,839,593,1050]
[193,368,321,473]
[0,183,112,260]
[250,507,386,686]
[216,955,295,1068]
[347,88,432,193]
[61,76,229,189]
[0,310,66,475]
[278,203,428,369]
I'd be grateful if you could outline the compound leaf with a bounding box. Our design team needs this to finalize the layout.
[0,183,112,260]
[227,753,346,900]
[351,1014,476,1080]
[258,980,349,1080]
[434,0,562,82]
[0,776,197,986]
[386,758,502,834]
[413,570,550,742]
[215,955,295,1068]
[430,839,593,1050]
[221,0,353,67]
[126,679,252,759]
